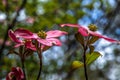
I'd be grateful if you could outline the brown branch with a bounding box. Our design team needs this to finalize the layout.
[0,0,27,56]
[102,0,120,34]
[5,0,9,21]
[95,0,120,35]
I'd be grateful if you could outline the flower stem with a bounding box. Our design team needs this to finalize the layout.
[21,58,26,80]
[83,41,88,80]
[36,44,42,80]
[37,53,42,80]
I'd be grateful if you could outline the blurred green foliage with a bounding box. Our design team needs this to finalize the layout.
[0,0,120,80]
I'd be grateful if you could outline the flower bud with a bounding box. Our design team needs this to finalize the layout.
[88,24,97,31]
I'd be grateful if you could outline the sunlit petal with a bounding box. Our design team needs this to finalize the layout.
[46,38,62,46]
[37,38,52,46]
[46,30,67,38]
[60,24,80,28]
[8,30,22,43]
[78,27,89,36]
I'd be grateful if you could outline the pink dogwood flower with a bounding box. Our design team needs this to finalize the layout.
[60,24,119,43]
[6,67,24,80]
[13,28,68,46]
[8,30,36,51]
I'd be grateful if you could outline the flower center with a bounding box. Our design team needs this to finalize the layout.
[88,24,97,31]
[24,39,31,42]
[37,31,47,39]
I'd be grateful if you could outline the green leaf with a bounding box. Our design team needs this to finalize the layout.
[75,32,84,45]
[88,36,99,44]
[72,61,84,70]
[86,51,102,65]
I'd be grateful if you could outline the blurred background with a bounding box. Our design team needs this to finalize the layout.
[0,0,120,80]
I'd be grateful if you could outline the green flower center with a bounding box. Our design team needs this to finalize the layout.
[88,24,97,31]
[37,31,47,39]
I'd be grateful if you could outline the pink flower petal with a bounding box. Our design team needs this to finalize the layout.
[37,38,52,46]
[60,24,80,28]
[46,38,62,46]
[17,33,38,39]
[6,67,24,80]
[101,36,118,42]
[11,67,23,79]
[60,24,89,36]
[78,27,89,36]
[14,40,36,50]
[46,30,67,38]
[25,41,36,51]
[9,28,67,49]
[6,72,14,80]
[60,23,119,43]
[14,28,33,38]
[8,30,22,43]
[89,31,102,37]
[16,67,24,79]
[37,38,62,46]
[11,68,20,78]
[14,28,37,39]
[89,31,118,42]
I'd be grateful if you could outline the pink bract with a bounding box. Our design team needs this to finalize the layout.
[6,67,24,80]
[8,30,36,51]
[60,23,118,43]
[13,28,67,46]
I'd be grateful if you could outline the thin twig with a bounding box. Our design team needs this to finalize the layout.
[21,58,26,80]
[0,0,27,56]
[37,51,42,80]
[0,1,27,77]
[83,36,90,80]
[83,47,88,80]
[36,43,42,80]
[5,0,9,21]
[19,46,27,80]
